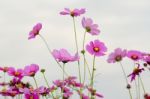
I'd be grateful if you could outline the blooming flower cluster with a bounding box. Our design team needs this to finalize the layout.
[0,7,149,99]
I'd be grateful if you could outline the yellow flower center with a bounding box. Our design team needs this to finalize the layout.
[93,47,100,52]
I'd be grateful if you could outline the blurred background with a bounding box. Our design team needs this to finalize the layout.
[0,0,150,98]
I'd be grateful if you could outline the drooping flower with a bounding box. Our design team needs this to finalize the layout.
[60,8,85,17]
[7,67,24,79]
[127,50,143,61]
[52,49,79,63]
[86,39,107,56]
[24,64,39,77]
[107,48,127,63]
[37,86,50,96]
[128,64,144,82]
[28,23,42,40]
[82,17,100,35]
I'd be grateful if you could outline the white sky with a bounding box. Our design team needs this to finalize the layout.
[0,0,150,99]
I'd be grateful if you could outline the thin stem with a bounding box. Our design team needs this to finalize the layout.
[72,17,81,83]
[33,77,38,88]
[63,63,65,80]
[119,62,133,99]
[39,34,68,76]
[82,31,87,84]
[90,56,96,87]
[139,75,146,94]
[138,76,140,99]
[42,73,50,88]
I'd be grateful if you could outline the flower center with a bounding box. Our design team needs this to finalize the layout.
[85,27,91,32]
[93,47,100,52]
[115,55,122,62]
[131,54,138,60]
[70,11,75,17]
[30,96,33,99]
[133,68,140,74]
[15,72,20,76]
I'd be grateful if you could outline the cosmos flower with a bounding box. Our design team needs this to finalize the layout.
[82,17,100,35]
[127,50,143,61]
[28,23,42,40]
[144,93,150,99]
[22,88,39,99]
[0,66,10,72]
[24,64,39,77]
[52,49,79,63]
[60,8,85,17]
[107,48,127,63]
[7,67,24,79]
[86,39,107,57]
[87,86,103,98]
[143,54,150,65]
[128,64,144,82]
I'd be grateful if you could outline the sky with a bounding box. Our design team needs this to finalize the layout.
[0,0,150,99]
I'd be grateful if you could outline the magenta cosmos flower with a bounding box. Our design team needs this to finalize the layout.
[0,66,10,72]
[107,48,127,63]
[52,49,79,63]
[60,8,85,17]
[28,23,42,40]
[82,17,100,35]
[128,64,144,82]
[86,40,107,57]
[24,64,39,77]
[7,67,24,79]
[127,50,143,61]
[21,88,39,99]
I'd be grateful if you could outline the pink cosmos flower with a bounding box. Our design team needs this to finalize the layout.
[0,66,10,72]
[22,88,39,99]
[107,48,127,63]
[128,64,144,82]
[24,64,39,77]
[7,67,24,79]
[52,49,79,63]
[82,17,100,35]
[28,23,42,40]
[87,86,103,98]
[144,55,150,65]
[86,39,107,56]
[127,50,143,61]
[144,94,150,99]
[60,8,85,17]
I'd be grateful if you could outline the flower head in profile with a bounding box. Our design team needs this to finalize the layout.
[127,50,143,61]
[82,17,100,35]
[21,88,39,99]
[128,64,144,82]
[86,40,107,57]
[52,49,79,63]
[143,54,150,65]
[24,64,39,77]
[0,66,10,72]
[107,48,127,63]
[60,8,85,17]
[28,23,42,40]
[7,67,24,79]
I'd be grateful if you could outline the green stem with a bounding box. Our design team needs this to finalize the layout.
[90,56,96,88]
[138,76,140,99]
[119,62,133,99]
[33,77,38,88]
[63,63,65,80]
[72,17,81,83]
[139,75,146,94]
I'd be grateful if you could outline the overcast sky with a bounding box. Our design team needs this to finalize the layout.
[0,0,150,99]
